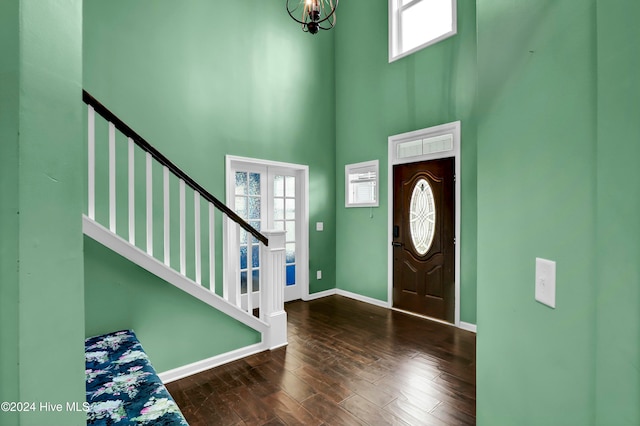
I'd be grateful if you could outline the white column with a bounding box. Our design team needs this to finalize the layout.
[260,230,287,349]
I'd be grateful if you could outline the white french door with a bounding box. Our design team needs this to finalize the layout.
[226,156,308,304]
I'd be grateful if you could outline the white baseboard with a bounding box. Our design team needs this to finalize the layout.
[303,289,337,301]
[459,321,477,333]
[336,289,390,308]
[158,342,267,384]
[305,287,474,333]
[303,288,389,309]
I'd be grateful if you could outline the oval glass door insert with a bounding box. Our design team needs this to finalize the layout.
[409,178,436,255]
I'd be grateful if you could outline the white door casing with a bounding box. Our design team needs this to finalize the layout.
[388,121,462,327]
[225,156,309,304]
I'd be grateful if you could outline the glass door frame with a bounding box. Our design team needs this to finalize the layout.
[224,155,309,304]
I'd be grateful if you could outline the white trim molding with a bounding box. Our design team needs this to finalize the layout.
[303,286,475,332]
[304,289,337,301]
[459,322,477,333]
[225,155,310,302]
[345,159,379,208]
[389,0,458,63]
[302,288,389,309]
[336,289,390,309]
[388,121,462,327]
[158,342,267,384]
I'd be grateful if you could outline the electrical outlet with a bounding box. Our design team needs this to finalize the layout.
[316,270,322,280]
[535,258,556,308]
[316,222,324,231]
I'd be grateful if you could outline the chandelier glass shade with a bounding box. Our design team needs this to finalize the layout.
[286,0,338,34]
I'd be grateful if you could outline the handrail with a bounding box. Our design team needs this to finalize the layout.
[82,90,268,246]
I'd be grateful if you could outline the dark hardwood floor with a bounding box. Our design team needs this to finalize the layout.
[166,295,476,425]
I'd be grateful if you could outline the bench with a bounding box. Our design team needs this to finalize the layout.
[85,330,188,425]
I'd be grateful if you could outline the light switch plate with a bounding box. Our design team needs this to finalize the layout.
[535,258,556,308]
[316,222,324,231]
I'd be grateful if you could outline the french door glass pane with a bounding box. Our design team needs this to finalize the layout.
[249,173,261,195]
[274,175,284,197]
[240,245,247,269]
[286,265,296,286]
[235,172,247,195]
[249,220,261,244]
[252,270,259,292]
[235,196,247,217]
[248,197,261,219]
[286,243,296,264]
[285,199,295,220]
[285,176,295,197]
[286,221,295,242]
[235,171,261,295]
[274,198,284,220]
[276,175,296,287]
[251,244,260,268]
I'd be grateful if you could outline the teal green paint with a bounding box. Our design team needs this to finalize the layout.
[334,0,477,320]
[476,0,597,424]
[0,2,20,424]
[82,0,336,366]
[84,237,261,372]
[595,0,640,423]
[1,1,86,424]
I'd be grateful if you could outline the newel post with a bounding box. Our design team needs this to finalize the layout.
[260,230,288,349]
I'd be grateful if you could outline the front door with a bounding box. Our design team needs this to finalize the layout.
[392,158,455,322]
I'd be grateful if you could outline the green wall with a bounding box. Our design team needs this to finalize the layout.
[477,0,639,424]
[84,237,261,373]
[83,0,336,370]
[0,1,85,425]
[594,0,640,423]
[334,0,478,323]
[0,2,20,424]
[476,0,597,423]
[3,0,638,424]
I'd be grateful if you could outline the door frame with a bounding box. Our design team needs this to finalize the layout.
[225,155,310,302]
[387,121,461,326]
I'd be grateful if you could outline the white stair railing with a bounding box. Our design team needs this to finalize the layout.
[83,90,287,349]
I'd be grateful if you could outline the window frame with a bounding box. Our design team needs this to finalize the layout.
[345,160,379,208]
[388,0,458,63]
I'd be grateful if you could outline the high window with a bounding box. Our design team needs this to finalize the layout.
[389,0,457,62]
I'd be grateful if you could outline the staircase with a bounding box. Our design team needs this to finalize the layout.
[82,91,287,381]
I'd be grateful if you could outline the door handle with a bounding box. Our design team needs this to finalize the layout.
[392,242,403,247]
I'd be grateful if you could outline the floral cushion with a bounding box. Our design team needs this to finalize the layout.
[85,330,188,425]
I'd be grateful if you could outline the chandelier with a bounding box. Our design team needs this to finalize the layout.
[286,0,338,34]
